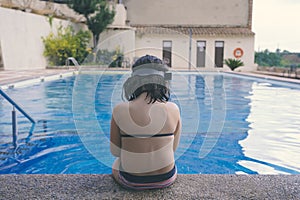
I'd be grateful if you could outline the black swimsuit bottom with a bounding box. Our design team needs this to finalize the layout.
[120,165,176,184]
[120,133,175,183]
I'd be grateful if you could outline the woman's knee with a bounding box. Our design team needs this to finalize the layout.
[112,158,120,182]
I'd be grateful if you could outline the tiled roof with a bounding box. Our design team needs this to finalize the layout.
[132,25,255,36]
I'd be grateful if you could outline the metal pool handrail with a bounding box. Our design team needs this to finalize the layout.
[66,57,79,70]
[0,88,35,124]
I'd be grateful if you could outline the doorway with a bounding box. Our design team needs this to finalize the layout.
[215,41,224,68]
[163,41,172,67]
[197,41,206,67]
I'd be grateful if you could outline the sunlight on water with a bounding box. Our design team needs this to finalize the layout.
[0,73,300,174]
[239,82,300,173]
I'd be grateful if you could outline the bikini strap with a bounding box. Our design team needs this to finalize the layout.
[120,133,173,138]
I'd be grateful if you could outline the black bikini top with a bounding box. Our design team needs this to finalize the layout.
[120,133,173,138]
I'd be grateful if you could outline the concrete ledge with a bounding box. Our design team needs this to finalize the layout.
[0,175,299,199]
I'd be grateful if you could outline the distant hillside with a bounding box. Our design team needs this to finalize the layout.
[282,53,300,64]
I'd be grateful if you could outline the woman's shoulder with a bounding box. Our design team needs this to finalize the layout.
[165,102,180,118]
[165,102,180,111]
[112,102,129,114]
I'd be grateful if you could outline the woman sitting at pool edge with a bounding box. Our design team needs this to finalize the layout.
[110,55,181,190]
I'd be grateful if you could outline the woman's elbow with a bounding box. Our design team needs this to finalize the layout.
[110,146,120,157]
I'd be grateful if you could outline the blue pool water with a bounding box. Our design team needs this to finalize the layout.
[0,72,300,174]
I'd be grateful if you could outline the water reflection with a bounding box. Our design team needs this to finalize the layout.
[1,73,300,174]
[176,74,254,173]
[239,82,300,174]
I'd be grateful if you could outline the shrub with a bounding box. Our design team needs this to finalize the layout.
[225,58,244,71]
[42,26,91,66]
[84,48,124,66]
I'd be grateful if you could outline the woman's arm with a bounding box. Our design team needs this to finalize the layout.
[170,103,181,151]
[173,116,181,151]
[110,114,121,157]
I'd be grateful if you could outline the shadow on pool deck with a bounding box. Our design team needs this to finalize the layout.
[0,174,299,199]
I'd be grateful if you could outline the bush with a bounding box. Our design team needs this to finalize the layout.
[96,49,123,66]
[42,26,91,66]
[225,58,244,71]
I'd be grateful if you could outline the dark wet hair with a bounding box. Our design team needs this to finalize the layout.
[123,55,170,104]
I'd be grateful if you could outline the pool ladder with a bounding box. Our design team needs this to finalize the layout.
[0,88,35,146]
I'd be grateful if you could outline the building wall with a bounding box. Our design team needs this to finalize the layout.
[98,29,136,64]
[135,33,255,70]
[0,7,82,70]
[192,35,255,70]
[111,3,127,27]
[135,34,192,69]
[120,0,255,71]
[124,0,249,26]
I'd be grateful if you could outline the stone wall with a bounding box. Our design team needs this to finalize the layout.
[0,0,83,21]
[0,7,84,70]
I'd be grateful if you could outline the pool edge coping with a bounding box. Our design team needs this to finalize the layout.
[0,174,299,199]
[0,71,78,89]
[1,69,300,90]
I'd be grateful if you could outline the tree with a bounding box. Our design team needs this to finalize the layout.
[67,0,115,48]
[255,49,282,67]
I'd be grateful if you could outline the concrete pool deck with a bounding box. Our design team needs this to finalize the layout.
[0,174,299,199]
[0,69,76,86]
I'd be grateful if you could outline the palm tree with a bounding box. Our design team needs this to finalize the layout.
[225,58,244,71]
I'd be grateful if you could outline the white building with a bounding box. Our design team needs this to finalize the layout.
[0,0,255,71]
[101,0,255,71]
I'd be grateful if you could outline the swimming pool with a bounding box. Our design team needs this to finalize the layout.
[0,72,299,174]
